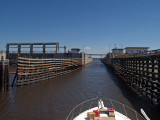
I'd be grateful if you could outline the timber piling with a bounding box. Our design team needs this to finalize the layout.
[102,55,160,104]
[0,59,9,91]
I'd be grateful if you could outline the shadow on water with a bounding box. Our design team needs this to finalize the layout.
[103,63,160,120]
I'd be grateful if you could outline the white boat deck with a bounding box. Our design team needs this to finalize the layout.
[73,107,131,120]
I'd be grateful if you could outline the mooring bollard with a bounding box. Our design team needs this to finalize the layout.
[0,59,9,91]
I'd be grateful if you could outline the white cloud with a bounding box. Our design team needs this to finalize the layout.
[105,47,108,50]
[84,46,91,50]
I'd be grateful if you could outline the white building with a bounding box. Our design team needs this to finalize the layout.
[0,52,6,61]
[125,47,149,54]
[71,48,81,53]
[112,48,124,54]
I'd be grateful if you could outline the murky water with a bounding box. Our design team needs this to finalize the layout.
[0,60,159,120]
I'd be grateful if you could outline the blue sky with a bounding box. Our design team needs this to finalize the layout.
[0,0,160,54]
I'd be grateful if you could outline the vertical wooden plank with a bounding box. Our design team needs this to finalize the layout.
[157,55,160,104]
[0,60,9,91]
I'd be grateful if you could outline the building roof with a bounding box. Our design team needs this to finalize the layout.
[112,48,124,50]
[71,48,81,50]
[124,47,149,49]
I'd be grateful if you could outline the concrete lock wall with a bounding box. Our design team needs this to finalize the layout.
[81,53,93,65]
[7,52,93,65]
[7,53,83,64]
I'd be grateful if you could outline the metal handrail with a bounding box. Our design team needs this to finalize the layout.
[66,97,98,120]
[66,97,146,120]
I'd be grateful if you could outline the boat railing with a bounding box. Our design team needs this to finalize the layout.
[66,97,146,120]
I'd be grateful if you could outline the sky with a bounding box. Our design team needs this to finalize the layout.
[0,0,160,54]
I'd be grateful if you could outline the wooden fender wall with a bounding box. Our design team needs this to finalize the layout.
[111,55,160,104]
[14,57,82,86]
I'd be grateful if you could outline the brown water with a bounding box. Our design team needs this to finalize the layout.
[0,60,159,120]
